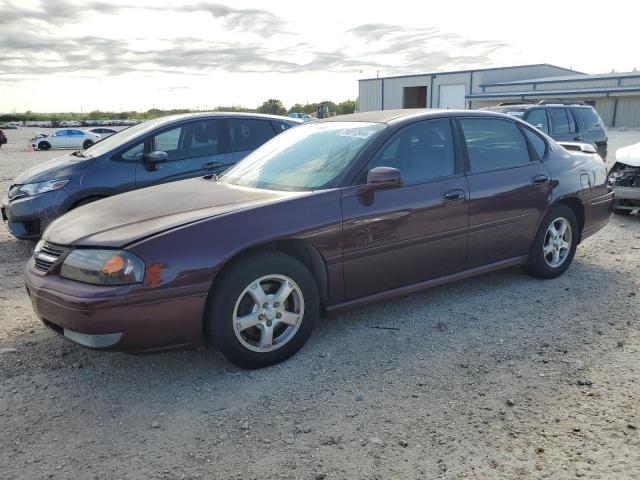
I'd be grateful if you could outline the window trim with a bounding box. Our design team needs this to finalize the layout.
[350,117,463,187]
[455,116,538,175]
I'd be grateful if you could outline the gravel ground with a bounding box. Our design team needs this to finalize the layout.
[0,127,639,480]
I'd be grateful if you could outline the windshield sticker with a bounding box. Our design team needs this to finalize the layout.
[506,111,525,117]
[336,128,377,139]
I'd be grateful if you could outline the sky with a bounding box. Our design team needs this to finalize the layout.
[1,0,638,113]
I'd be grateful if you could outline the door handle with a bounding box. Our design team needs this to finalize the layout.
[203,161,224,170]
[533,174,549,185]
[443,189,466,201]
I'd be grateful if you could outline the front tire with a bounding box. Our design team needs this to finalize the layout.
[525,205,579,279]
[205,252,319,369]
[83,139,94,149]
[38,141,51,150]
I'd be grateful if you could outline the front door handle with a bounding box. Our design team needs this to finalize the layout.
[443,189,466,201]
[203,161,224,170]
[533,174,549,185]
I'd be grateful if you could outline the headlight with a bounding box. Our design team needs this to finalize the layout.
[18,178,69,197]
[60,249,145,285]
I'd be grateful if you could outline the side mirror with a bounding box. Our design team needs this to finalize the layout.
[366,166,403,190]
[143,150,168,171]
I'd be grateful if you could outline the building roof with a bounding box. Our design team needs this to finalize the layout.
[467,86,640,99]
[358,63,583,82]
[482,71,640,87]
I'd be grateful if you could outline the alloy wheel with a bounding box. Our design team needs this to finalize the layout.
[232,274,304,353]
[543,217,572,268]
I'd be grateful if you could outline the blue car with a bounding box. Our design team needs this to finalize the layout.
[2,113,300,239]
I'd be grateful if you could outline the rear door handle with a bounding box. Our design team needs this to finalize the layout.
[443,189,466,201]
[533,174,549,185]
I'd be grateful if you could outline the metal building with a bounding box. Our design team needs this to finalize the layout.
[357,64,640,127]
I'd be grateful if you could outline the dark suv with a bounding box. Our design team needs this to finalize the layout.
[2,113,300,239]
[488,102,608,159]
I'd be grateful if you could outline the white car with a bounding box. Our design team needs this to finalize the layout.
[31,129,101,151]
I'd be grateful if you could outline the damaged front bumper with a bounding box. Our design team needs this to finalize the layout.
[609,161,640,212]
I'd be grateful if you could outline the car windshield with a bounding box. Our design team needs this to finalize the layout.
[221,122,385,191]
[81,117,169,157]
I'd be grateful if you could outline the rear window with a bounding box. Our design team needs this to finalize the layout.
[229,119,276,153]
[574,107,604,132]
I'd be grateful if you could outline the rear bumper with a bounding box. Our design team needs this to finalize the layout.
[24,259,208,353]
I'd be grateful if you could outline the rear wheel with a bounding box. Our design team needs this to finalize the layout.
[205,252,319,369]
[525,205,578,279]
[82,139,94,149]
[38,141,50,150]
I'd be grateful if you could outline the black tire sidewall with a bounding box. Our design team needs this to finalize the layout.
[205,253,319,369]
[38,141,50,150]
[83,140,93,149]
[526,205,579,279]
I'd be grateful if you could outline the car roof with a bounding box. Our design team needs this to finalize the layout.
[488,104,594,110]
[318,108,512,125]
[151,112,300,124]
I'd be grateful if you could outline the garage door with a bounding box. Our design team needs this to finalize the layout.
[438,84,466,109]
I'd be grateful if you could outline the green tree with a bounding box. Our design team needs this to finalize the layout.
[336,100,356,115]
[288,103,306,114]
[257,99,286,116]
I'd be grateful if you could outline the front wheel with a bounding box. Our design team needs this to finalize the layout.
[38,141,51,150]
[205,252,319,369]
[525,205,579,279]
[83,139,94,149]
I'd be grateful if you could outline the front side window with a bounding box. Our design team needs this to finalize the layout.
[153,126,182,155]
[459,118,531,172]
[525,109,549,134]
[360,119,455,185]
[229,119,276,152]
[222,122,386,191]
[55,130,68,136]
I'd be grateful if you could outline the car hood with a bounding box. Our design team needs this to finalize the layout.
[616,142,640,167]
[43,178,304,247]
[14,153,95,184]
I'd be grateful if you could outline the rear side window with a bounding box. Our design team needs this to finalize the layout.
[522,126,547,158]
[549,108,577,134]
[229,119,276,152]
[524,109,549,134]
[186,120,219,157]
[459,118,531,172]
[574,108,604,132]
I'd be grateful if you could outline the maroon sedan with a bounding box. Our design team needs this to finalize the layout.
[24,110,613,368]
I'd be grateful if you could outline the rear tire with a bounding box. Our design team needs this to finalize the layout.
[38,141,50,151]
[525,205,579,279]
[205,252,319,369]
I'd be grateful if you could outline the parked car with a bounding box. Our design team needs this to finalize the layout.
[608,142,640,215]
[0,129,6,149]
[2,113,300,239]
[30,129,101,151]
[23,110,612,368]
[89,127,119,138]
[288,112,314,122]
[487,102,608,158]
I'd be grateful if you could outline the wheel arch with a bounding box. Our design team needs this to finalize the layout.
[68,195,108,211]
[538,196,585,243]
[212,239,330,310]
